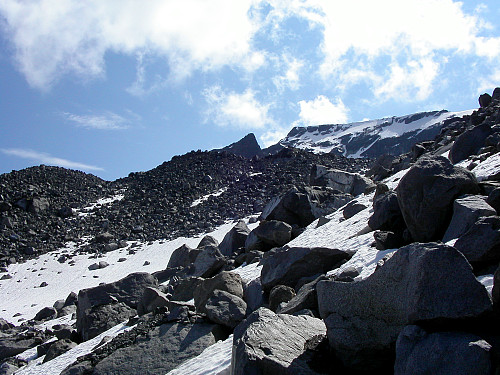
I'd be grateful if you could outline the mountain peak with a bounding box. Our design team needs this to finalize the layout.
[218,133,262,158]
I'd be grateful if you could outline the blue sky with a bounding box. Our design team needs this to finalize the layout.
[1,0,500,181]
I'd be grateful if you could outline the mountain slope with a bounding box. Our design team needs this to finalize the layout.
[271,109,473,158]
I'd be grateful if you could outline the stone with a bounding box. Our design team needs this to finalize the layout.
[442,195,496,242]
[0,362,18,375]
[260,246,351,291]
[205,289,247,328]
[243,278,264,312]
[166,244,201,269]
[449,123,493,164]
[193,271,244,314]
[245,220,292,252]
[170,276,203,302]
[78,302,136,341]
[280,275,328,315]
[43,339,77,363]
[0,335,44,361]
[269,285,295,312]
[28,197,50,214]
[453,216,500,265]
[479,93,492,108]
[94,232,114,244]
[486,187,500,214]
[231,307,326,375]
[190,246,226,278]
[395,325,492,375]
[343,200,367,220]
[34,306,58,321]
[197,235,219,249]
[493,265,500,308]
[396,156,479,242]
[219,220,250,256]
[137,287,170,316]
[373,230,403,250]
[310,165,375,196]
[58,206,74,218]
[60,361,93,375]
[317,242,492,371]
[92,322,218,375]
[368,190,405,232]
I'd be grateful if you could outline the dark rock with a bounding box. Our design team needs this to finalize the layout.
[58,206,74,218]
[137,287,169,316]
[487,188,500,214]
[453,216,500,265]
[231,307,326,375]
[0,334,44,361]
[396,156,479,242]
[0,362,18,375]
[260,246,351,291]
[317,242,492,371]
[52,324,74,340]
[374,230,403,250]
[43,339,77,363]
[170,276,203,302]
[79,302,136,341]
[190,245,226,278]
[193,271,244,314]
[60,361,94,375]
[269,285,295,312]
[0,319,14,331]
[219,220,250,256]
[217,133,262,158]
[369,190,405,232]
[343,200,367,220]
[442,195,496,242]
[205,289,247,328]
[245,220,292,252]
[493,265,500,309]
[395,325,492,375]
[34,306,58,321]
[197,235,219,249]
[243,278,264,312]
[64,292,78,307]
[167,244,201,269]
[449,123,493,164]
[280,275,328,315]
[94,232,114,244]
[310,165,375,195]
[479,93,492,108]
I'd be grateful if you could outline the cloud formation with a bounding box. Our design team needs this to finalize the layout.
[295,95,349,126]
[62,111,132,130]
[1,148,104,171]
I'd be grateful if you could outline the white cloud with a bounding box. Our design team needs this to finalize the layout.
[203,86,275,129]
[62,111,132,130]
[0,0,262,89]
[295,95,349,126]
[260,127,290,148]
[1,148,104,172]
[273,55,303,91]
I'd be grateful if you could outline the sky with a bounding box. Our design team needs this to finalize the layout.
[1,0,500,181]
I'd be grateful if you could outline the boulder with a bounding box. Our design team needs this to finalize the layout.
[34,306,58,321]
[442,195,496,242]
[0,362,18,375]
[245,220,292,252]
[0,319,13,331]
[193,271,244,314]
[243,278,264,312]
[269,285,295,312]
[27,197,50,214]
[453,216,500,265]
[449,123,493,164]
[78,302,136,341]
[317,242,492,371]
[170,276,203,302]
[196,235,219,249]
[190,246,226,278]
[92,322,218,375]
[479,93,492,108]
[167,244,201,269]
[43,339,77,363]
[396,156,479,242]
[94,232,114,244]
[342,200,367,220]
[486,187,500,214]
[395,325,492,375]
[137,287,169,316]
[60,361,93,375]
[280,275,328,315]
[219,220,250,256]
[373,230,403,250]
[231,307,326,375]
[310,165,375,195]
[260,246,351,291]
[0,334,44,361]
[368,190,405,232]
[205,290,247,328]
[493,265,500,308]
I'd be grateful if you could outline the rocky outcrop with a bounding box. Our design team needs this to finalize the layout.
[245,220,292,252]
[231,308,326,375]
[218,220,250,256]
[317,242,492,371]
[310,165,375,196]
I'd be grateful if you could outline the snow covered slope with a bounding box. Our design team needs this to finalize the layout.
[275,109,473,158]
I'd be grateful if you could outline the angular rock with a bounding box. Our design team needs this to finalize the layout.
[79,302,136,341]
[374,230,403,250]
[453,216,500,265]
[0,334,44,361]
[368,190,405,232]
[232,307,326,375]
[260,246,351,291]
[310,165,375,196]
[92,322,218,375]
[137,287,169,316]
[317,242,492,371]
[190,245,226,278]
[60,361,93,375]
[486,187,500,214]
[479,93,492,108]
[245,220,292,252]
[205,289,247,328]
[43,339,77,363]
[493,265,500,308]
[269,285,295,312]
[395,325,492,375]
[449,123,493,164]
[243,278,264,312]
[442,195,496,242]
[396,156,479,242]
[193,271,244,314]
[94,232,114,244]
[196,235,219,249]
[343,200,367,220]
[28,197,50,214]
[34,306,58,321]
[170,276,203,302]
[167,244,201,269]
[0,362,18,375]
[219,220,250,256]
[280,275,328,315]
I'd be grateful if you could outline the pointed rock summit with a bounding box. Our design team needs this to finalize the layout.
[218,133,262,158]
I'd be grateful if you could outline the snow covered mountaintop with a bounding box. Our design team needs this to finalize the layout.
[276,109,474,158]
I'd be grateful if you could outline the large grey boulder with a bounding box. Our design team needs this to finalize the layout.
[280,275,328,315]
[453,216,500,265]
[396,156,479,242]
[77,272,157,340]
[0,335,45,361]
[43,339,77,363]
[317,242,492,371]
[170,276,203,302]
[243,278,264,312]
[449,123,493,164]
[219,220,250,256]
[78,302,136,341]
[205,290,247,328]
[269,285,295,312]
[196,235,219,249]
[395,325,492,375]
[193,271,244,314]
[368,190,404,232]
[92,322,218,375]
[27,197,50,214]
[190,246,226,278]
[232,307,326,375]
[442,195,496,242]
[167,244,201,269]
[245,220,292,252]
[260,246,351,291]
[310,164,375,196]
[137,287,169,316]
